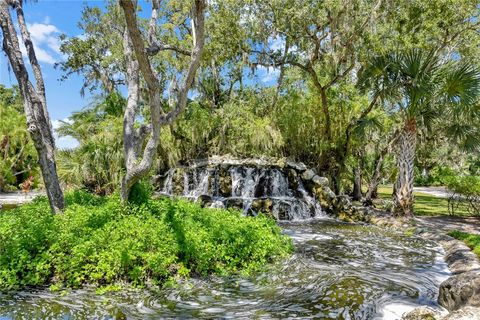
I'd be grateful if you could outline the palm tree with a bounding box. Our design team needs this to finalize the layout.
[364,49,480,216]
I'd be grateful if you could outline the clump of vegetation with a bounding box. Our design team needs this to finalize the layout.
[0,85,39,192]
[0,191,292,290]
[448,230,480,257]
[445,175,480,216]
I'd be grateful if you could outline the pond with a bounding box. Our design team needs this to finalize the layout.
[0,220,449,319]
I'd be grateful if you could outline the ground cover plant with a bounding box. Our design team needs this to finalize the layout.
[0,190,292,290]
[448,230,480,257]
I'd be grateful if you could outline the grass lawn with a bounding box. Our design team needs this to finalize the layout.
[375,185,470,216]
[448,230,480,257]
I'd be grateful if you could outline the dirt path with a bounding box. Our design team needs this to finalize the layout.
[415,215,480,235]
[0,191,44,206]
[413,186,449,198]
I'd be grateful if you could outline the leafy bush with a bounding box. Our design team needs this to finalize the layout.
[0,191,292,290]
[445,175,480,216]
[446,175,480,196]
[0,85,39,192]
[414,166,456,186]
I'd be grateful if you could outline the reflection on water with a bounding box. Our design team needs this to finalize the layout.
[0,220,450,319]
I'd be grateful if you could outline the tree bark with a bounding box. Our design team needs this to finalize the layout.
[119,0,206,201]
[393,119,417,217]
[352,163,363,201]
[365,151,385,203]
[0,1,64,213]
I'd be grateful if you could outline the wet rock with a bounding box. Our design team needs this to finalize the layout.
[225,198,244,210]
[172,168,185,195]
[218,167,231,197]
[312,175,329,187]
[442,306,480,320]
[438,270,480,311]
[197,194,212,207]
[401,306,441,320]
[286,160,307,172]
[287,169,299,190]
[251,198,273,215]
[311,185,336,213]
[301,169,316,181]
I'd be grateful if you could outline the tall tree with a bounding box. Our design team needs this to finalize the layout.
[0,0,64,212]
[365,49,480,216]
[119,0,206,201]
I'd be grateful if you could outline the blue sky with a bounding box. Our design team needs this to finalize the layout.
[0,1,280,149]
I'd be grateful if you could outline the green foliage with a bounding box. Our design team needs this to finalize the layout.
[445,176,480,216]
[0,191,292,290]
[414,166,455,186]
[155,90,284,171]
[127,180,153,205]
[56,93,125,195]
[448,231,480,257]
[0,85,39,191]
[445,175,480,198]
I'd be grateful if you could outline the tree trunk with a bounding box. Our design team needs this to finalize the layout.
[393,118,417,217]
[365,129,400,204]
[0,1,64,213]
[365,152,385,203]
[119,0,206,201]
[352,164,363,201]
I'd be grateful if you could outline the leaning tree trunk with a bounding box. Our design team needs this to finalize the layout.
[0,1,64,213]
[393,119,417,217]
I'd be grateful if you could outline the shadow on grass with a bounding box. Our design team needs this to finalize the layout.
[376,186,470,217]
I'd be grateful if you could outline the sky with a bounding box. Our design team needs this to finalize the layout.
[0,0,280,149]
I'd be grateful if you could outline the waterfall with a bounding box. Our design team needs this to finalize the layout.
[158,160,327,221]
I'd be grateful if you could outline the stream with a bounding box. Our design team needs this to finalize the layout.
[0,219,450,320]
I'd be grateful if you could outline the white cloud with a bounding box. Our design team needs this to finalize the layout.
[51,119,79,150]
[18,20,62,65]
[56,135,79,150]
[268,35,285,52]
[256,66,280,83]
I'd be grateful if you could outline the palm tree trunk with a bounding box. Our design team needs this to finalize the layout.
[394,118,417,216]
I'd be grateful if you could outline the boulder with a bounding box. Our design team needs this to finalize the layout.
[218,167,232,197]
[287,169,300,190]
[225,198,244,210]
[197,194,213,207]
[286,160,307,172]
[251,198,273,215]
[438,270,480,311]
[301,169,316,181]
[172,168,185,195]
[401,306,441,320]
[442,306,480,320]
[442,240,480,274]
[312,175,329,187]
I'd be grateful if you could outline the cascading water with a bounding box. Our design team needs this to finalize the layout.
[0,159,453,319]
[157,162,325,220]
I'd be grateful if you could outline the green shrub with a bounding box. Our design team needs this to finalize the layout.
[445,175,480,216]
[445,175,480,197]
[414,166,456,186]
[127,180,153,205]
[0,191,292,290]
